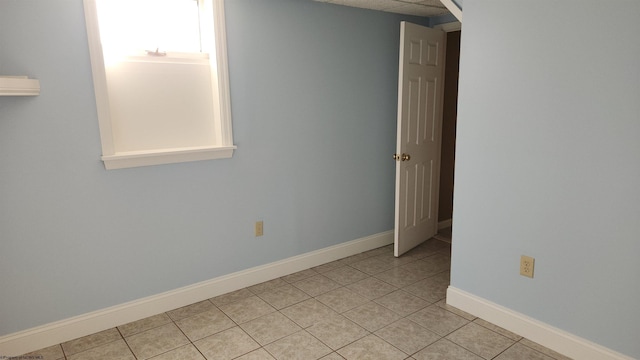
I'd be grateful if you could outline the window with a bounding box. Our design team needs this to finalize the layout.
[96,0,204,56]
[83,0,235,170]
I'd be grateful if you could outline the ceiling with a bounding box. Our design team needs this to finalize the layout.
[312,0,450,17]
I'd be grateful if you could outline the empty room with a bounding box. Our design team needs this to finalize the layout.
[1,0,638,359]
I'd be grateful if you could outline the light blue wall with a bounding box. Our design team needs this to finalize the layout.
[452,1,640,358]
[0,0,428,336]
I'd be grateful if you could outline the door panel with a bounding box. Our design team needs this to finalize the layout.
[395,22,445,257]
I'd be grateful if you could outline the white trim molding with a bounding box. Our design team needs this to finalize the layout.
[101,145,236,170]
[0,231,393,356]
[446,287,635,360]
[435,21,461,33]
[439,0,462,23]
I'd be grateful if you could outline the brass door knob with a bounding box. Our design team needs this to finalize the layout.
[402,153,411,161]
[393,153,400,161]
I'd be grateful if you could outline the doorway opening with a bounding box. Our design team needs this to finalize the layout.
[435,29,461,244]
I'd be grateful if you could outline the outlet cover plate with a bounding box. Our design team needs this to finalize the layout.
[255,221,264,237]
[520,255,535,278]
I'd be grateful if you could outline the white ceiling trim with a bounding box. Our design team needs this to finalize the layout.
[314,0,450,17]
[439,0,462,22]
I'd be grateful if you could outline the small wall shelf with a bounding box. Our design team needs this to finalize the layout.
[0,76,40,96]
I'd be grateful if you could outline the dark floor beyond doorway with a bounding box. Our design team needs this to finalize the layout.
[434,226,452,243]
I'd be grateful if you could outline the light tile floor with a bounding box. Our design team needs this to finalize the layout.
[23,238,572,360]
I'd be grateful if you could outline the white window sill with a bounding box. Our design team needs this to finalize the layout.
[102,145,236,170]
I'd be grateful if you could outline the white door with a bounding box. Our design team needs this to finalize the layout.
[394,22,446,257]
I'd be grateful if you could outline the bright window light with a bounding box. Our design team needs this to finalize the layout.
[95,0,204,58]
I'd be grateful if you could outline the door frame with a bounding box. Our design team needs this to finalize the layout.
[434,20,461,233]
[435,21,462,33]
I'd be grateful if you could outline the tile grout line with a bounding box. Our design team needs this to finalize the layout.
[114,326,138,360]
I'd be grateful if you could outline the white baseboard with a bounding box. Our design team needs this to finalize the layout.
[0,231,393,356]
[446,287,635,360]
[438,219,452,229]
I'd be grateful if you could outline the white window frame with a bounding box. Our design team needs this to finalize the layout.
[83,0,235,170]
